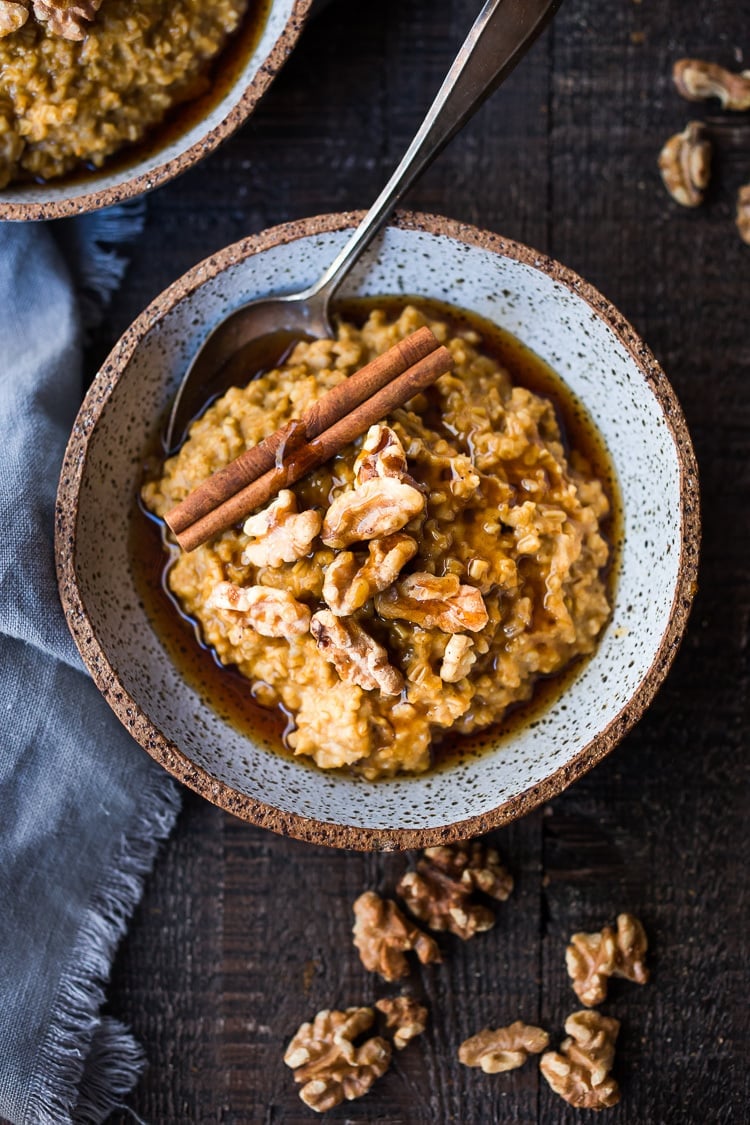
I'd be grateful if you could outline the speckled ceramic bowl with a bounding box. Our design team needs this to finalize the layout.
[0,0,312,221]
[56,212,700,849]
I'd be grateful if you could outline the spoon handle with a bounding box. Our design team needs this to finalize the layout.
[306,0,562,311]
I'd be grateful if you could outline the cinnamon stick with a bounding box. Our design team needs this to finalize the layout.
[172,343,453,552]
[165,325,441,536]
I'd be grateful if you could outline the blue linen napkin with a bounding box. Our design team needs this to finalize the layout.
[0,216,181,1124]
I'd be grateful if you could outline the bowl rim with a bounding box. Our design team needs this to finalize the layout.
[0,0,313,221]
[55,210,701,850]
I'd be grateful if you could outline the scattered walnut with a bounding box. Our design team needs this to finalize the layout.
[540,1010,620,1110]
[440,634,476,682]
[206,582,310,638]
[566,913,649,1006]
[321,477,425,549]
[658,121,711,208]
[284,1006,391,1113]
[396,841,513,940]
[0,0,28,37]
[673,58,750,111]
[323,533,418,616]
[737,184,750,245]
[458,1021,549,1073]
[353,891,441,981]
[375,573,488,634]
[375,996,428,1050]
[310,610,404,695]
[33,0,104,40]
[241,490,321,568]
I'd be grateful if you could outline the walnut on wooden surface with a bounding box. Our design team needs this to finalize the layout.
[206,582,311,638]
[375,573,488,634]
[566,914,649,1006]
[353,891,441,981]
[322,533,418,616]
[33,0,104,40]
[540,1010,620,1110]
[396,841,513,940]
[440,634,476,682]
[658,121,711,208]
[458,1021,549,1074]
[241,490,322,568]
[284,1006,391,1113]
[375,995,428,1050]
[737,184,750,245]
[673,58,750,111]
[310,610,404,695]
[0,0,28,37]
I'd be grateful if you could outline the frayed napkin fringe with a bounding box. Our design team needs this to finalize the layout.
[25,769,180,1125]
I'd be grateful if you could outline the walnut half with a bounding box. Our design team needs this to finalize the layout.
[375,573,488,634]
[284,1007,391,1113]
[459,1021,549,1074]
[33,0,104,41]
[353,891,441,981]
[566,913,649,1006]
[206,582,310,638]
[310,610,404,696]
[540,1010,620,1110]
[658,121,711,208]
[673,58,750,112]
[0,0,28,37]
[396,841,513,940]
[322,533,417,616]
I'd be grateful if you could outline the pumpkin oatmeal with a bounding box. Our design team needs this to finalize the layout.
[142,305,612,780]
[0,0,249,187]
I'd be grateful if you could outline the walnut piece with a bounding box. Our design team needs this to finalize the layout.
[206,582,310,638]
[310,610,404,695]
[323,533,417,616]
[0,0,28,37]
[33,0,104,40]
[376,572,488,634]
[375,996,428,1050]
[284,1007,391,1113]
[353,891,441,982]
[440,634,476,682]
[241,490,321,568]
[673,58,750,111]
[321,477,425,549]
[658,121,711,208]
[737,184,750,245]
[566,913,649,1006]
[353,423,412,484]
[540,1010,620,1110]
[458,1021,549,1074]
[396,841,513,940]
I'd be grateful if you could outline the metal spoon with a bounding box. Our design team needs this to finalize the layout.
[166,0,562,450]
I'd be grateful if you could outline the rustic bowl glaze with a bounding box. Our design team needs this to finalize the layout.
[56,212,700,849]
[0,0,312,221]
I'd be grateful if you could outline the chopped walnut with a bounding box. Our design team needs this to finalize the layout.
[540,1010,620,1110]
[241,490,321,568]
[33,0,104,40]
[375,996,428,1050]
[673,58,750,111]
[458,1021,549,1074]
[206,582,310,638]
[0,0,28,37]
[323,533,418,616]
[566,914,649,1006]
[353,891,441,982]
[440,634,476,682]
[354,424,412,484]
[284,1006,391,1113]
[376,572,488,634]
[321,477,425,549]
[396,841,513,940]
[737,184,750,245]
[310,610,404,695]
[658,121,711,208]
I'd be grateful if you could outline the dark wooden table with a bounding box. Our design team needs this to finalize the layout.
[100,1,749,1121]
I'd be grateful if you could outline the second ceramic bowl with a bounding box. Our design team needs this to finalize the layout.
[56,212,700,848]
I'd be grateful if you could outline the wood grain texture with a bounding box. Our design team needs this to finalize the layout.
[101,0,749,1121]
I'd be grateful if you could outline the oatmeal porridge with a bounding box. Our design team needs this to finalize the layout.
[0,0,250,186]
[142,305,613,780]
